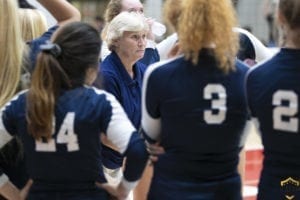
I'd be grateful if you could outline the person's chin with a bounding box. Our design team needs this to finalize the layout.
[137,50,145,57]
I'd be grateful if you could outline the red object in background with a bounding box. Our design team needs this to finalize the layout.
[243,149,263,200]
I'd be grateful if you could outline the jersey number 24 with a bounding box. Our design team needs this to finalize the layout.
[35,112,79,152]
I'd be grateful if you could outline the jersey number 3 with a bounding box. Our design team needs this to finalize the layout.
[35,112,79,152]
[273,90,298,132]
[204,84,227,124]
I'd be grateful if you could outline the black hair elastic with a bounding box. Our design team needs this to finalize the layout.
[40,41,62,58]
[18,0,36,9]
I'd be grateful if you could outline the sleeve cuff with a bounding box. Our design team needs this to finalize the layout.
[146,39,156,49]
[120,177,138,193]
[0,174,9,188]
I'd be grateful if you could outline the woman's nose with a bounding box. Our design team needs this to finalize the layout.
[138,37,145,46]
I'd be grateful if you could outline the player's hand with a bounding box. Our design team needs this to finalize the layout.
[144,17,155,41]
[145,141,165,163]
[20,179,33,200]
[167,42,181,59]
[96,182,129,200]
[0,180,32,200]
[243,58,257,67]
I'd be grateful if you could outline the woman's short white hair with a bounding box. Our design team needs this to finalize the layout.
[105,12,149,51]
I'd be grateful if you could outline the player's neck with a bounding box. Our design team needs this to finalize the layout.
[283,41,300,49]
[282,30,300,49]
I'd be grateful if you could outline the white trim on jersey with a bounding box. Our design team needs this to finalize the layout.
[141,56,183,141]
[120,177,139,195]
[252,117,262,137]
[92,87,135,154]
[244,57,273,123]
[100,41,110,62]
[0,116,13,149]
[246,54,273,74]
[146,39,156,49]
[158,28,279,63]
[0,90,27,149]
[0,90,27,113]
[239,119,254,147]
[0,174,9,188]
[233,27,278,62]
[156,33,178,61]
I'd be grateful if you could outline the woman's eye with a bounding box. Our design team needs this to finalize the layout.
[132,35,139,40]
[128,8,143,13]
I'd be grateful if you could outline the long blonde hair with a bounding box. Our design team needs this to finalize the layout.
[104,0,123,23]
[19,8,48,42]
[0,0,24,107]
[177,0,239,73]
[163,0,182,31]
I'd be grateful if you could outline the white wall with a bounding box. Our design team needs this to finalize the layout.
[143,0,163,22]
[236,0,269,44]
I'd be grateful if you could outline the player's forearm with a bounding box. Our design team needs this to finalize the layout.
[0,179,22,200]
[122,135,148,185]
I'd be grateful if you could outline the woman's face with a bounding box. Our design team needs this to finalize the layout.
[121,0,144,14]
[115,31,147,62]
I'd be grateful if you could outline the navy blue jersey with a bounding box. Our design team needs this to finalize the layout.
[99,51,147,169]
[0,138,28,188]
[0,86,148,191]
[142,49,249,180]
[247,48,300,177]
[100,51,147,129]
[27,26,59,72]
[139,48,160,66]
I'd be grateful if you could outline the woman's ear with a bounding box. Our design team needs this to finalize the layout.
[112,38,120,48]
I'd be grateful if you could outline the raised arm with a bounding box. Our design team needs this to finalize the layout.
[37,0,81,26]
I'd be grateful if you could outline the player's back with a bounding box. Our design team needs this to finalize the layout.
[247,48,300,176]
[146,49,249,180]
[3,86,117,190]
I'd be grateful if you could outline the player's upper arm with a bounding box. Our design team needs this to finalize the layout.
[96,90,136,154]
[0,92,25,149]
[141,62,165,142]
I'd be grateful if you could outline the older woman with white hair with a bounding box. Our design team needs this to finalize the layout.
[99,11,148,192]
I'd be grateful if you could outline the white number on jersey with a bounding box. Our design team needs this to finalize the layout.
[204,84,227,124]
[273,90,298,132]
[35,112,79,152]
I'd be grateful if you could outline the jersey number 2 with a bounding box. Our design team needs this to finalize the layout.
[204,84,227,124]
[35,112,79,152]
[273,90,298,132]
